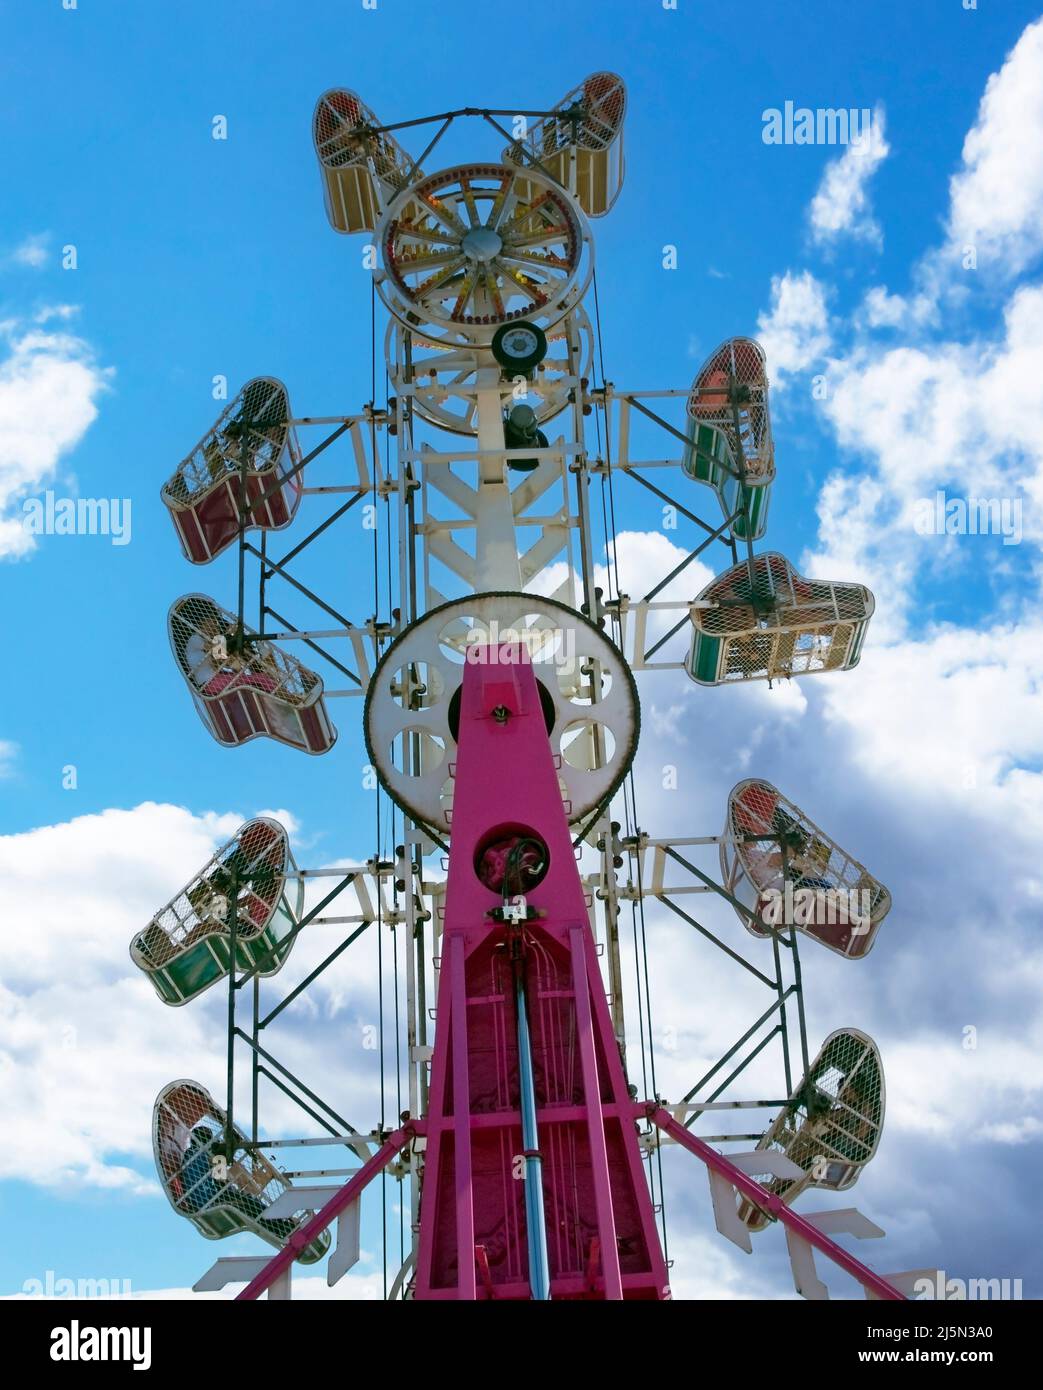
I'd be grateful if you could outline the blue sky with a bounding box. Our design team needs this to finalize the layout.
[2,0,1043,1300]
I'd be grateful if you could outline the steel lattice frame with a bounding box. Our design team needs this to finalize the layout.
[175,100,875,1300]
[209,366,818,1297]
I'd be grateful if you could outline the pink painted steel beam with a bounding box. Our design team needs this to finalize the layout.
[449,933,478,1300]
[412,641,669,1298]
[235,1123,417,1301]
[648,1107,905,1301]
[570,925,624,1300]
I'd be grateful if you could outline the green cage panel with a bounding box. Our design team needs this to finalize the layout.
[720,779,892,959]
[681,418,771,543]
[160,378,302,565]
[313,88,416,234]
[738,1030,885,1233]
[504,71,626,217]
[153,1080,330,1263]
[687,553,874,686]
[168,593,338,754]
[131,817,303,1006]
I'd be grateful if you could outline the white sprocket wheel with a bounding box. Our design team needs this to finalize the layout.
[364,592,639,833]
[376,164,591,346]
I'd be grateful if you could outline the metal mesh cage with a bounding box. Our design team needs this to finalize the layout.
[313,88,413,186]
[504,73,626,217]
[530,72,627,155]
[168,594,323,707]
[722,778,892,957]
[687,337,774,483]
[740,1030,885,1231]
[688,553,874,685]
[131,818,294,973]
[152,1080,329,1263]
[162,378,296,508]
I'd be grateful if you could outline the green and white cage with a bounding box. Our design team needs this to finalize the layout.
[153,1080,330,1263]
[130,817,303,1006]
[738,1029,885,1233]
[687,553,874,686]
[682,336,774,543]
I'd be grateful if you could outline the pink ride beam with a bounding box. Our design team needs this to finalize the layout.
[412,641,671,1299]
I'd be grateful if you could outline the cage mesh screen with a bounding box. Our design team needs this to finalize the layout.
[508,72,626,163]
[168,594,321,705]
[313,88,412,187]
[693,554,873,681]
[755,1031,884,1205]
[154,1082,290,1225]
[165,379,293,506]
[688,337,773,481]
[727,779,892,922]
[133,820,289,970]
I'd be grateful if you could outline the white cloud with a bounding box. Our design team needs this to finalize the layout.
[756,270,831,382]
[859,284,938,332]
[804,280,1043,626]
[884,1033,1043,1146]
[0,317,111,559]
[0,804,241,1191]
[9,234,49,270]
[33,304,78,325]
[976,1117,1043,1145]
[0,740,15,778]
[0,802,398,1197]
[254,807,301,834]
[946,17,1043,276]
[809,108,890,246]
[817,621,1043,828]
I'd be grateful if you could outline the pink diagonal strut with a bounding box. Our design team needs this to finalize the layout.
[235,1123,417,1301]
[648,1106,905,1301]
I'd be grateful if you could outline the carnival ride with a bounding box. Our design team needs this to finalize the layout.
[136,72,937,1301]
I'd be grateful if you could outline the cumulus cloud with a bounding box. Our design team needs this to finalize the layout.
[809,108,890,246]
[623,621,1043,1293]
[946,17,1043,276]
[796,280,1043,641]
[0,802,390,1197]
[783,23,1043,634]
[0,315,111,559]
[859,285,937,332]
[756,270,831,382]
